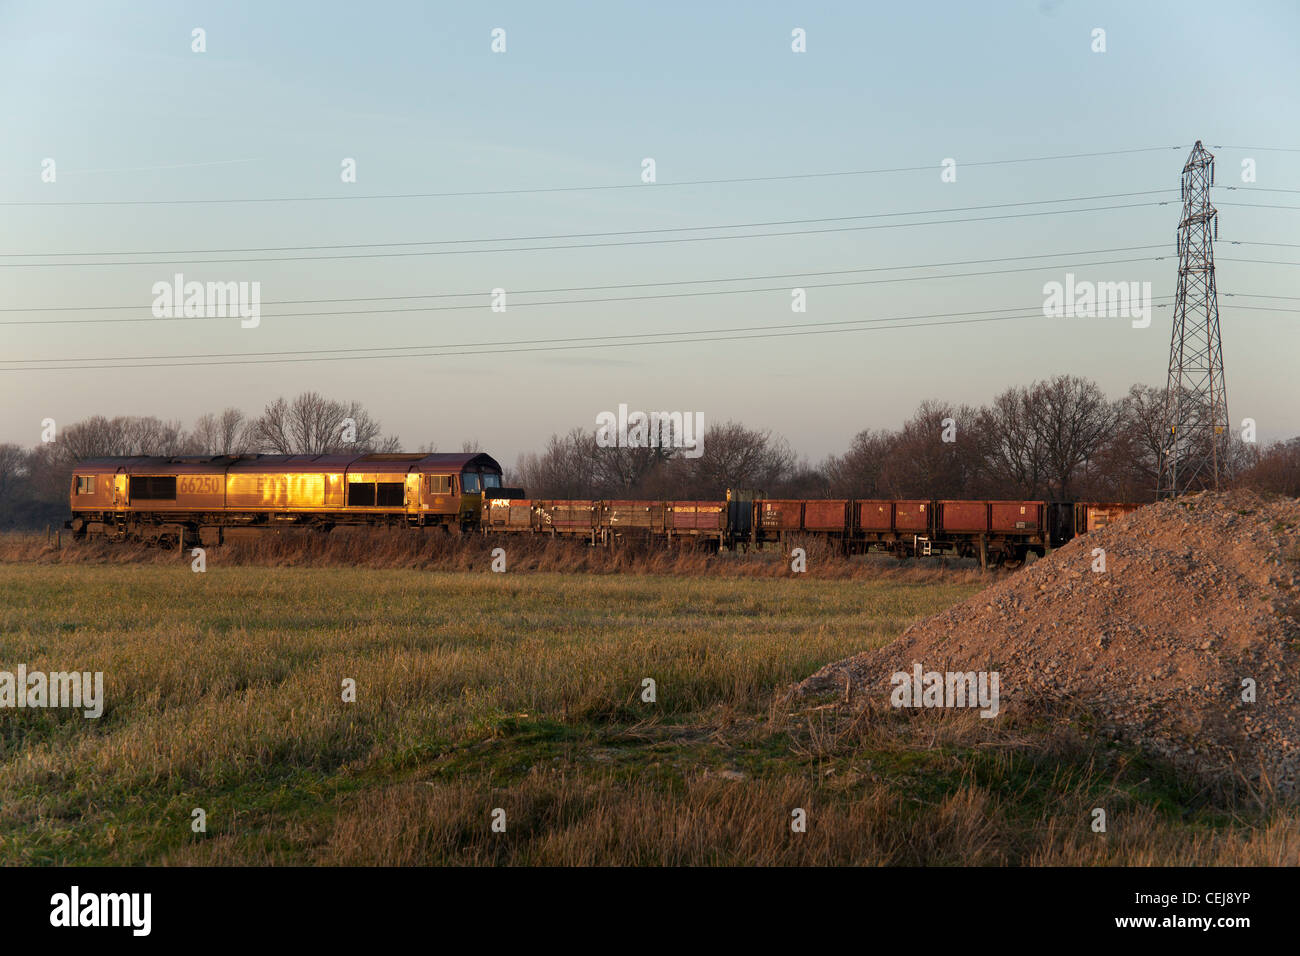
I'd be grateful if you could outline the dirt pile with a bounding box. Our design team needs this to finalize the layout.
[798,491,1300,798]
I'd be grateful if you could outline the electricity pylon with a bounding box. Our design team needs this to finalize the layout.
[1157,140,1229,496]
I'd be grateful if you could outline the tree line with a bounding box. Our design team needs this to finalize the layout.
[517,375,1293,502]
[1,377,1296,530]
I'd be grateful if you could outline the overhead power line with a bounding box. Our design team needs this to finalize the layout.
[0,200,1171,267]
[1215,144,1300,152]
[8,247,1292,321]
[1219,257,1300,266]
[1217,201,1300,211]
[0,189,1177,258]
[16,286,1298,373]
[1225,239,1300,249]
[0,299,1183,372]
[1222,185,1300,195]
[0,256,1168,328]
[0,253,1289,331]
[0,243,1170,321]
[0,145,1188,207]
[9,241,1297,317]
[11,288,1295,373]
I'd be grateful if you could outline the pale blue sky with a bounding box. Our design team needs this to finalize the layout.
[1,0,1297,462]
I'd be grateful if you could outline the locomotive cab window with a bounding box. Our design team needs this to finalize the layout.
[75,475,96,495]
[426,474,451,495]
[461,472,481,494]
[128,475,176,500]
[483,473,501,489]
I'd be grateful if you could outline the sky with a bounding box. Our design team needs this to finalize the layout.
[1,0,1298,466]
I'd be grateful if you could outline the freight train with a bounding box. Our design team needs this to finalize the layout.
[65,452,1140,568]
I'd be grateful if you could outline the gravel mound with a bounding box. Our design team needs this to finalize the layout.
[797,491,1300,797]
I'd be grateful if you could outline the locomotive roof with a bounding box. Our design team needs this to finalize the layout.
[72,452,502,473]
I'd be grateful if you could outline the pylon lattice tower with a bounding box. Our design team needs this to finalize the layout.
[1157,140,1229,497]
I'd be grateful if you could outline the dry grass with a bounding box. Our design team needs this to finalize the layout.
[0,527,985,582]
[1,561,1293,866]
[167,700,1300,867]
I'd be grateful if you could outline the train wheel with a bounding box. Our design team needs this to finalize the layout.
[1000,546,1027,570]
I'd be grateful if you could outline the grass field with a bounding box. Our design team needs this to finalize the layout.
[1,559,1296,865]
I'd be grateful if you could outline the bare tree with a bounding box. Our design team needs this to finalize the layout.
[1086,384,1164,500]
[1116,383,1165,492]
[594,442,674,494]
[56,415,188,461]
[1028,376,1116,500]
[249,397,292,453]
[8,441,77,526]
[1238,436,1300,497]
[0,444,27,500]
[766,458,830,498]
[192,408,248,455]
[0,443,67,530]
[118,417,187,456]
[57,416,128,462]
[977,386,1047,497]
[248,393,391,454]
[691,421,795,497]
[878,400,980,498]
[515,428,599,498]
[824,428,894,497]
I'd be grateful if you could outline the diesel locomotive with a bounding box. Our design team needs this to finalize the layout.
[66,452,509,547]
